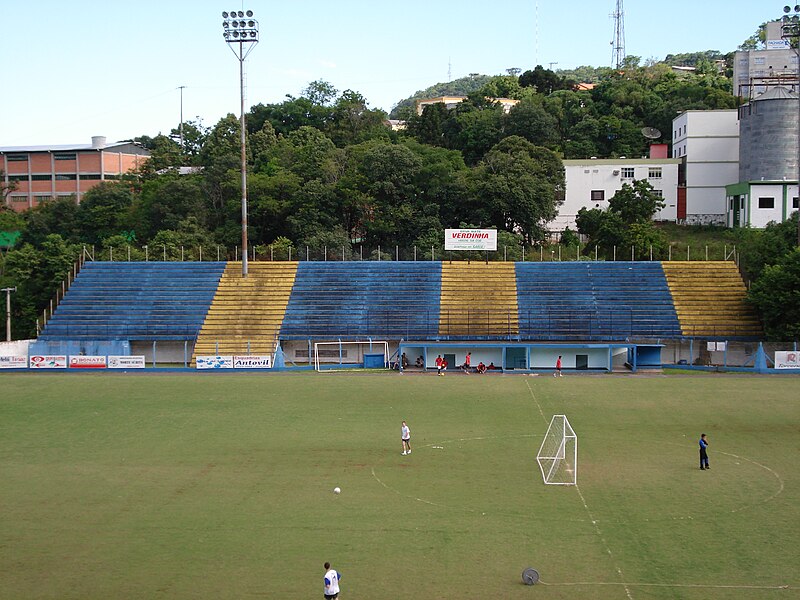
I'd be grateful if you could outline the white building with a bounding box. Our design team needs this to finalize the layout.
[725,181,799,228]
[672,110,739,225]
[555,156,680,232]
[733,21,798,100]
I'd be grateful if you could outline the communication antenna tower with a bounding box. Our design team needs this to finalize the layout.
[448,57,452,82]
[611,0,625,69]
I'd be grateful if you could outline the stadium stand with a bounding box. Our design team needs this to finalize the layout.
[279,262,441,339]
[192,262,297,358]
[515,262,682,340]
[661,261,762,338]
[439,262,519,338]
[36,261,226,342]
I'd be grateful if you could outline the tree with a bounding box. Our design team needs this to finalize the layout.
[505,98,560,148]
[748,248,800,340]
[405,102,449,147]
[471,136,564,243]
[739,23,768,50]
[519,66,575,94]
[75,182,135,245]
[133,175,209,241]
[22,197,81,246]
[326,90,389,147]
[608,179,665,224]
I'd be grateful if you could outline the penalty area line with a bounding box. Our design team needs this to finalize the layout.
[539,580,790,591]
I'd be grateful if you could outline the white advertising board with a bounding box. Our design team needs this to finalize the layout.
[233,355,272,369]
[444,229,498,251]
[774,351,800,369]
[69,356,107,369]
[29,355,68,369]
[108,355,146,369]
[196,356,234,369]
[0,356,27,369]
[767,40,790,49]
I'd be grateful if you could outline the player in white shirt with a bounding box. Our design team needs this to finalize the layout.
[401,421,411,455]
[323,562,341,599]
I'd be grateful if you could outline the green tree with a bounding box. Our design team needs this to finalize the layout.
[747,248,800,340]
[608,179,666,224]
[21,197,81,246]
[75,182,135,245]
[133,174,209,241]
[504,98,560,148]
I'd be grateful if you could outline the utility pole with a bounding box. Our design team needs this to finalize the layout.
[1,287,16,342]
[178,85,186,154]
[548,62,558,71]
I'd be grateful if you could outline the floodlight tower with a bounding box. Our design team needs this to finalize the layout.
[1,287,16,342]
[611,0,625,69]
[781,4,800,246]
[222,9,259,277]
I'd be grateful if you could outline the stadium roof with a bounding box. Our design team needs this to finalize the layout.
[0,141,148,153]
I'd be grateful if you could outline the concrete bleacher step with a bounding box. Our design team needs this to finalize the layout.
[192,262,297,361]
[439,262,518,336]
[661,261,762,338]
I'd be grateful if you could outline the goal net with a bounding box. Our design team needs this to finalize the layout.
[313,341,389,371]
[536,414,577,485]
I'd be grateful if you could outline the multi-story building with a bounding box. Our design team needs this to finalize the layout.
[1,137,149,211]
[733,21,797,100]
[415,96,519,115]
[672,110,739,225]
[555,150,680,232]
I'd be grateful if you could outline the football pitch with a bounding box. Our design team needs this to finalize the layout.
[1,372,798,599]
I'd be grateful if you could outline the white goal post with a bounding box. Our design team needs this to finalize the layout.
[313,341,390,371]
[536,414,577,485]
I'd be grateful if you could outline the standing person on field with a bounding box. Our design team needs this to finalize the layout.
[435,354,443,375]
[440,358,448,376]
[554,355,563,377]
[461,352,472,374]
[401,420,411,455]
[323,562,341,599]
[699,433,710,470]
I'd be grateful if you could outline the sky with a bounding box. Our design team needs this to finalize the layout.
[0,1,778,146]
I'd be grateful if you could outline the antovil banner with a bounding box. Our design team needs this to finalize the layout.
[196,356,234,369]
[233,355,272,368]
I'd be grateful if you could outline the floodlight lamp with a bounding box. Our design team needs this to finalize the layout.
[250,31,256,38]
[796,5,800,13]
[237,10,244,17]
[223,31,230,39]
[232,20,238,27]
[248,20,255,27]
[786,5,792,12]
[222,11,229,17]
[246,10,253,17]
[794,15,800,22]
[239,20,245,27]
[223,21,229,28]
[233,30,240,38]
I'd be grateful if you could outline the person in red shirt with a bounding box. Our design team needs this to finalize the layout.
[554,355,563,377]
[435,354,443,375]
[440,358,448,376]
[461,352,472,374]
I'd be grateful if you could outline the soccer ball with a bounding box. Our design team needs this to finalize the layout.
[333,487,341,494]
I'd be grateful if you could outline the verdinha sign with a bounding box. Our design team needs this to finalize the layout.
[444,229,497,251]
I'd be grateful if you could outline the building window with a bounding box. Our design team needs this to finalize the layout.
[6,154,28,162]
[53,153,76,161]
[648,167,662,179]
[758,197,774,209]
[81,174,102,180]
[652,189,663,198]
[621,167,634,178]
[753,57,766,65]
[7,175,27,182]
[55,174,77,180]
[31,174,51,181]
[11,195,28,203]
[793,197,799,209]
[34,195,53,204]
[591,190,605,202]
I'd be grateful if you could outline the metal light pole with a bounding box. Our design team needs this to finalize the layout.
[781,4,800,246]
[222,9,259,277]
[178,85,186,154]
[1,286,16,342]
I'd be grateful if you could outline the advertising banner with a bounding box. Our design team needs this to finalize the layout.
[0,356,27,369]
[196,356,234,369]
[29,355,68,369]
[767,40,790,49]
[69,356,107,369]
[444,228,498,251]
[233,355,272,369]
[108,356,146,369]
[774,351,800,370]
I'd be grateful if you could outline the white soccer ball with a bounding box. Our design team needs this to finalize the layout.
[333,487,341,494]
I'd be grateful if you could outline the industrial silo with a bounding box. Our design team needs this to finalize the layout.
[738,86,799,182]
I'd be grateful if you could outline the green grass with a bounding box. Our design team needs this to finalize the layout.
[1,373,798,599]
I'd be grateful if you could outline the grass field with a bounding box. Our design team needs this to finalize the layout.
[1,372,798,599]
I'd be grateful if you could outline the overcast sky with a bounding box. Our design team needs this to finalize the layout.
[0,0,777,146]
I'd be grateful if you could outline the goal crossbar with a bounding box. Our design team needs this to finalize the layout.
[313,340,389,371]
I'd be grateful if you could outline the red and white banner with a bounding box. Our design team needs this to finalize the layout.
[233,355,272,369]
[444,228,497,251]
[108,356,146,369]
[0,355,27,369]
[775,351,800,370]
[69,356,107,369]
[29,355,68,369]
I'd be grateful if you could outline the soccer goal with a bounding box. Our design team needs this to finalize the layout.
[536,414,577,485]
[313,340,390,371]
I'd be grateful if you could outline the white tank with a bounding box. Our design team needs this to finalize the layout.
[91,136,107,149]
